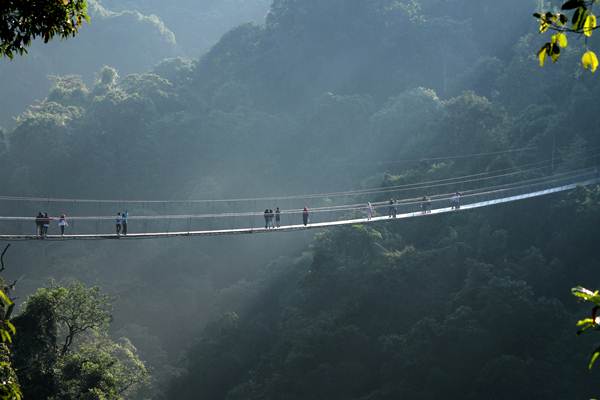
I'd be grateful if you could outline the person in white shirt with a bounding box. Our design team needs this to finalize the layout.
[451,192,461,210]
[58,214,68,236]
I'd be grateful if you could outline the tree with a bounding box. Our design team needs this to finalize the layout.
[0,288,20,400]
[0,0,89,58]
[11,289,57,400]
[533,0,599,72]
[24,281,112,356]
[52,338,148,400]
[0,246,23,400]
[13,281,148,399]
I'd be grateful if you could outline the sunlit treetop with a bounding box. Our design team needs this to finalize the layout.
[534,0,599,72]
[0,0,89,59]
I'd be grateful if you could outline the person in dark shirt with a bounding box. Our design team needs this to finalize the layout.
[41,212,51,238]
[35,212,44,238]
[116,213,122,236]
[122,210,129,235]
[388,199,396,218]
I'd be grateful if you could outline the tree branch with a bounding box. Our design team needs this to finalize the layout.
[0,244,10,273]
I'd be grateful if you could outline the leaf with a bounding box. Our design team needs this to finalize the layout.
[559,13,569,25]
[574,7,590,31]
[6,321,15,335]
[582,50,599,73]
[0,290,13,307]
[538,44,549,67]
[576,318,597,335]
[577,318,596,326]
[562,0,584,10]
[0,330,11,344]
[584,14,597,37]
[551,44,561,62]
[556,32,568,48]
[533,12,542,18]
[572,286,600,304]
[589,346,600,370]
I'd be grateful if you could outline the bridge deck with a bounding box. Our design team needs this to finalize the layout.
[0,179,594,241]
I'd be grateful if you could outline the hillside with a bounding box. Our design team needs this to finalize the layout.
[2,0,600,399]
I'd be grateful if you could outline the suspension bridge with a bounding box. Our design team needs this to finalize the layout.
[0,151,596,241]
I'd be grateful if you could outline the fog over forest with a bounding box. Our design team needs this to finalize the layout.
[2,0,600,399]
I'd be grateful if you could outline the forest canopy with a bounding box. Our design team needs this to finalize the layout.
[1,0,600,399]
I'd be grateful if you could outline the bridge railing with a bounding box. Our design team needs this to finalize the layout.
[0,168,596,237]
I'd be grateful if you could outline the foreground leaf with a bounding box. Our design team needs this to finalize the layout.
[584,14,597,37]
[582,51,599,73]
[590,346,600,370]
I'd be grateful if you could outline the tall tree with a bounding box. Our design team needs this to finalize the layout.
[13,281,148,400]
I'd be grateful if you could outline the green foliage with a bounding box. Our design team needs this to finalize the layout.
[165,184,600,399]
[26,281,112,355]
[52,338,148,400]
[571,286,600,370]
[0,303,20,400]
[4,1,600,399]
[13,281,147,399]
[572,286,600,305]
[0,0,90,58]
[0,348,22,400]
[0,283,21,400]
[12,290,58,400]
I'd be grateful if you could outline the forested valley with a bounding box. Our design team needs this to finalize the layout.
[2,0,600,399]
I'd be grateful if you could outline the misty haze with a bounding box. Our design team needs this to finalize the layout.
[0,0,600,399]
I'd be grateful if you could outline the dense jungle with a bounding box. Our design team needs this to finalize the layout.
[2,0,600,399]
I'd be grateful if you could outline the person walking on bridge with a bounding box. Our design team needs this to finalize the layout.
[388,199,397,218]
[264,209,269,229]
[302,207,309,226]
[275,207,281,228]
[41,212,51,238]
[451,192,461,210]
[268,209,274,229]
[122,210,129,235]
[35,212,44,238]
[367,202,374,220]
[58,214,68,236]
[116,213,122,236]
[422,196,431,214]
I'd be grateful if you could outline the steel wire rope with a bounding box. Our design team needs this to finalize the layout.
[0,167,593,223]
[0,156,565,206]
[3,145,600,205]
[0,174,593,242]
[344,145,539,166]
